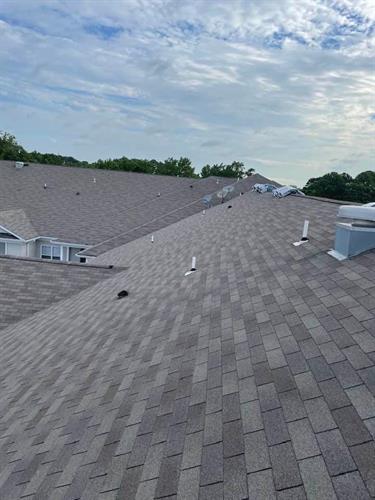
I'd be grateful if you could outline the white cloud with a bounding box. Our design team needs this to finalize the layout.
[0,0,374,185]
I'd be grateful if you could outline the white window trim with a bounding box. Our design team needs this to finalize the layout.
[40,244,62,261]
[0,224,22,240]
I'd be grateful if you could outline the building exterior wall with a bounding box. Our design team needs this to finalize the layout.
[1,240,27,257]
[26,240,36,258]
[69,247,84,262]
[36,240,85,262]
[0,238,86,262]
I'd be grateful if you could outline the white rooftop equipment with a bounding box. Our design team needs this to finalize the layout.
[252,183,277,193]
[328,203,375,260]
[217,185,234,203]
[15,161,24,169]
[202,194,212,208]
[272,186,305,198]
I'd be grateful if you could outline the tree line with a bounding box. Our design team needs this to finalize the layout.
[303,171,375,203]
[1,132,373,202]
[0,131,254,179]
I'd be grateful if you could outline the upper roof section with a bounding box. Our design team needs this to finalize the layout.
[0,160,276,248]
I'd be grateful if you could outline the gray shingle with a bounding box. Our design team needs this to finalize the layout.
[350,442,375,497]
[244,430,270,473]
[199,482,223,499]
[222,393,241,423]
[304,397,337,433]
[263,408,290,446]
[295,372,321,400]
[223,455,248,500]
[203,412,222,445]
[299,456,337,500]
[318,379,350,410]
[332,406,371,446]
[353,332,375,354]
[223,420,244,457]
[277,486,307,500]
[258,383,280,412]
[316,429,356,476]
[238,376,258,403]
[359,366,375,394]
[343,346,373,370]
[279,390,307,422]
[332,471,371,500]
[270,442,302,491]
[286,352,309,375]
[272,366,296,393]
[155,453,181,497]
[288,419,320,460]
[331,361,362,388]
[181,431,203,470]
[307,356,334,382]
[135,479,158,500]
[241,400,263,434]
[200,443,223,486]
[345,385,375,419]
[247,469,276,499]
[177,467,200,500]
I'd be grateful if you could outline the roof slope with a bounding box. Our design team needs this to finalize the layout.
[0,209,38,240]
[0,257,120,331]
[0,193,374,499]
[0,160,275,247]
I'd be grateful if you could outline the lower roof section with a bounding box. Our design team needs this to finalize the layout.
[0,256,121,331]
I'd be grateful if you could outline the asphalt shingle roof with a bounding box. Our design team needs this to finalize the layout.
[0,160,274,248]
[0,191,374,499]
[0,209,38,240]
[0,257,120,331]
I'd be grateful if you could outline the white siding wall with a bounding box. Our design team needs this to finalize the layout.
[26,241,36,258]
[6,241,27,257]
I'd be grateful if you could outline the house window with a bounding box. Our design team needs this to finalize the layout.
[41,245,61,260]
[0,242,5,255]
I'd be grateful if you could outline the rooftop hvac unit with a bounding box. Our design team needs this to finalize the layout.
[328,203,375,260]
[15,161,24,169]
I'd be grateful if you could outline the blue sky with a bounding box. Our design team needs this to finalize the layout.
[0,0,374,186]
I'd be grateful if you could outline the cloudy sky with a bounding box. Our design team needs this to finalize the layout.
[0,0,374,186]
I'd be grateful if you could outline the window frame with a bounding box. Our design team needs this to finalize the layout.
[40,244,62,261]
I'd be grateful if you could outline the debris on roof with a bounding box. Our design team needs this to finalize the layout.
[272,185,305,198]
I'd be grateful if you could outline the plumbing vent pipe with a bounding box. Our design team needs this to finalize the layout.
[293,220,309,246]
[185,256,197,276]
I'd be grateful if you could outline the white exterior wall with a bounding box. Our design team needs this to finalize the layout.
[0,237,86,262]
[26,240,36,258]
[35,240,85,262]
[4,240,27,257]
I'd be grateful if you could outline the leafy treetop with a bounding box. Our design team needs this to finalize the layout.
[0,131,254,179]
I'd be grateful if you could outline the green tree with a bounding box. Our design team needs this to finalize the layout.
[177,157,195,177]
[303,172,349,199]
[303,171,375,203]
[0,131,28,161]
[355,171,375,187]
[200,164,212,178]
[200,161,245,179]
